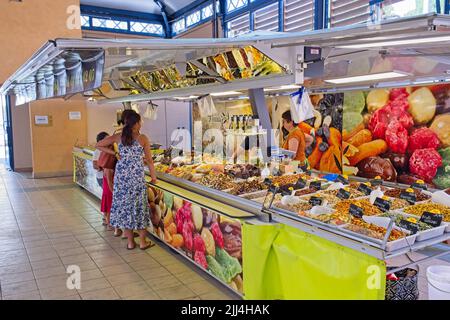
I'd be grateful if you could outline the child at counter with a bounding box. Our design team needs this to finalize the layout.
[93,132,109,226]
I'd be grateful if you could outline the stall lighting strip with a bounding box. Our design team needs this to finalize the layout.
[324,71,408,84]
[337,35,450,49]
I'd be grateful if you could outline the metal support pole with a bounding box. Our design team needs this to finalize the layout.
[248,88,272,162]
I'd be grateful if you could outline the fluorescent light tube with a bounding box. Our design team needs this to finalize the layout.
[338,35,450,49]
[324,72,407,84]
[264,85,301,92]
[210,91,242,97]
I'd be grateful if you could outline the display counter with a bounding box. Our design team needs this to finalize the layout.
[74,148,450,299]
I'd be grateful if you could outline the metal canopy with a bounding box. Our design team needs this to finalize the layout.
[4,14,450,104]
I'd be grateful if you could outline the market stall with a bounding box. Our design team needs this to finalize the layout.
[2,14,450,300]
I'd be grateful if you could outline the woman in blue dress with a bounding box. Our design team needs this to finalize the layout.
[96,111,157,250]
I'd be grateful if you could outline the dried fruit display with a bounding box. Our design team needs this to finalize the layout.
[345,218,406,241]
[224,164,260,179]
[321,188,364,199]
[198,173,236,190]
[274,201,313,213]
[384,188,431,202]
[334,199,382,216]
[403,203,450,222]
[228,179,267,195]
[409,148,442,182]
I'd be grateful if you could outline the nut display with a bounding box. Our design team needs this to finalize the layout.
[228,179,267,195]
[334,199,382,216]
[381,213,432,231]
[403,203,450,222]
[198,173,236,190]
[224,164,261,179]
[384,188,431,201]
[301,193,340,206]
[386,197,410,210]
[345,218,406,241]
[321,188,364,199]
[349,182,388,192]
[271,174,310,186]
[274,201,312,213]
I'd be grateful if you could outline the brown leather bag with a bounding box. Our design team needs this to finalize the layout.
[97,148,117,170]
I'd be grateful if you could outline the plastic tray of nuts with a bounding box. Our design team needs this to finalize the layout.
[397,202,450,233]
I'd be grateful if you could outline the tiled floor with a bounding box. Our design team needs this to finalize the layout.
[0,165,239,300]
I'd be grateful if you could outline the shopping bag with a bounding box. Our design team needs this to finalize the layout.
[289,87,315,123]
[197,95,217,117]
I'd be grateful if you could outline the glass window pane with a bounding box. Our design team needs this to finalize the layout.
[173,19,186,33]
[130,21,163,34]
[227,0,248,13]
[186,10,201,26]
[81,15,90,27]
[92,17,107,28]
[380,0,443,20]
[202,4,213,19]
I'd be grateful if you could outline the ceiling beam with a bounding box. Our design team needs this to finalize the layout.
[154,0,171,38]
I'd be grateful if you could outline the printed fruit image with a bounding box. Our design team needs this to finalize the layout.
[408,87,436,124]
[366,89,389,113]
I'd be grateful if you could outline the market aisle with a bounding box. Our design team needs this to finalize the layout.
[0,166,239,300]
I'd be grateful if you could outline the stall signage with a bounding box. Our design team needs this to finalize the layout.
[349,204,364,218]
[69,111,81,120]
[399,189,416,205]
[294,178,307,189]
[309,196,323,207]
[309,180,322,191]
[358,183,372,196]
[411,180,427,191]
[373,197,391,212]
[420,211,443,227]
[397,219,419,235]
[336,175,349,185]
[370,176,383,186]
[34,115,49,125]
[337,188,351,200]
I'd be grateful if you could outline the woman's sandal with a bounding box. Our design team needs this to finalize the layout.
[113,229,123,237]
[139,241,155,250]
[121,232,139,239]
[102,217,107,226]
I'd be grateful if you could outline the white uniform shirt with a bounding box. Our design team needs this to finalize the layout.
[92,149,103,179]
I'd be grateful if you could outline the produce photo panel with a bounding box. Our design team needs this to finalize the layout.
[341,85,449,188]
[147,186,244,294]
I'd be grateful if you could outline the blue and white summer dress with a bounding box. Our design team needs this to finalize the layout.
[110,140,150,230]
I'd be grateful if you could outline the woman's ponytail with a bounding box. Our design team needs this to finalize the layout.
[121,111,141,146]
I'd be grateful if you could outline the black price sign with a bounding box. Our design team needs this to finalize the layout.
[358,183,372,196]
[309,180,322,191]
[420,212,443,227]
[295,178,307,189]
[349,204,364,218]
[309,196,323,206]
[269,184,279,194]
[337,188,351,200]
[263,178,272,186]
[397,219,419,234]
[373,197,391,212]
[411,181,427,191]
[400,189,416,205]
[336,175,349,185]
[280,185,293,196]
[370,177,383,186]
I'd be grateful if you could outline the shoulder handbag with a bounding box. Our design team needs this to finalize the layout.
[97,148,117,170]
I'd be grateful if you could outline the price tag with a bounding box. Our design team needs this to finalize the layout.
[309,180,322,191]
[411,180,427,191]
[295,178,307,189]
[358,183,372,196]
[349,204,364,218]
[337,188,351,200]
[373,197,391,212]
[280,185,293,196]
[397,219,419,234]
[309,196,323,206]
[370,176,383,186]
[420,211,443,227]
[400,188,416,205]
[263,178,273,186]
[336,175,349,185]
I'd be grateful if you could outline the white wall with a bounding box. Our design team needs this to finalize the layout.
[11,101,32,170]
[86,100,191,149]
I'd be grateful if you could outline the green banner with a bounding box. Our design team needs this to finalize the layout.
[243,223,386,300]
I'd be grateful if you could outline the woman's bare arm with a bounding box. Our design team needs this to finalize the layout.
[139,134,157,183]
[304,133,314,148]
[288,137,300,154]
[95,134,119,156]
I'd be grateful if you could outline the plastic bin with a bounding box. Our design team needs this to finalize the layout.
[427,265,450,300]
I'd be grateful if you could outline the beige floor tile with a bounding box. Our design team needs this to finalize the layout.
[1,279,38,296]
[186,280,224,296]
[60,253,92,265]
[129,258,162,272]
[199,291,238,300]
[64,259,99,272]
[80,268,104,281]
[0,256,29,267]
[53,294,82,300]
[3,290,41,300]
[92,256,125,269]
[157,284,197,300]
[39,286,79,300]
[100,264,134,277]
[146,274,183,291]
[21,234,50,242]
[33,265,67,279]
[77,277,111,294]
[23,239,53,249]
[0,242,25,253]
[28,250,59,262]
[114,281,153,298]
[0,270,35,285]
[174,270,206,285]
[106,271,143,287]
[0,262,32,276]
[121,251,156,263]
[36,275,68,290]
[52,241,83,251]
[124,290,161,300]
[56,247,87,258]
[80,287,120,300]
[136,266,172,281]
[31,258,63,271]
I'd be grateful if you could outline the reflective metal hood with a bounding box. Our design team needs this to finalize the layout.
[4,14,450,105]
